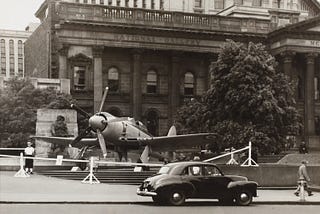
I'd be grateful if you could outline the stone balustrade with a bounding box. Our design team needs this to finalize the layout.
[55,2,274,34]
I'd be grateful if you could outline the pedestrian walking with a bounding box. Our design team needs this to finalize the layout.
[294,160,313,197]
[24,141,35,174]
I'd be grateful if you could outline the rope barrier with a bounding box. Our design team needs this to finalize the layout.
[203,141,259,167]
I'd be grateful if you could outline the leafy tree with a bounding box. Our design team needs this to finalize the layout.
[0,77,74,148]
[176,40,301,155]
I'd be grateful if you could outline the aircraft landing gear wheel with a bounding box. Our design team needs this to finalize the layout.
[77,159,87,171]
[167,189,186,206]
[235,190,252,206]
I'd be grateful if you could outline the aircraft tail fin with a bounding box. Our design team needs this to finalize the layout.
[167,125,177,136]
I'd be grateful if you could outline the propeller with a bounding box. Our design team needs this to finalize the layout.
[70,87,110,158]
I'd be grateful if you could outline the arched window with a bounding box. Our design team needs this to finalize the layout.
[146,110,159,136]
[146,70,157,94]
[18,40,23,56]
[108,67,119,92]
[9,40,14,76]
[0,39,6,75]
[184,72,194,96]
[74,66,86,90]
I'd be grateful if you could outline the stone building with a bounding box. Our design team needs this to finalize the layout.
[24,0,320,149]
[0,29,32,78]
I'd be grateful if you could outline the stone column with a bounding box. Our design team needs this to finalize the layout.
[281,51,295,79]
[304,53,318,138]
[93,46,104,113]
[168,52,181,125]
[58,45,69,79]
[132,50,142,120]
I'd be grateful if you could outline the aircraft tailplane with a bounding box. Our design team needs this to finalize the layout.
[167,125,177,136]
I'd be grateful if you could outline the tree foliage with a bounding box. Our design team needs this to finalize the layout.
[0,77,73,148]
[176,40,301,154]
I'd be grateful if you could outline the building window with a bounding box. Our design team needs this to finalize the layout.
[184,72,194,96]
[92,0,96,4]
[9,57,14,76]
[134,0,138,7]
[194,0,202,7]
[18,58,23,77]
[108,67,119,92]
[75,0,79,3]
[125,0,129,7]
[108,0,112,5]
[142,0,146,8]
[18,40,23,57]
[315,77,319,100]
[9,40,14,56]
[74,66,86,90]
[0,39,5,54]
[0,56,5,75]
[160,0,164,9]
[273,0,282,8]
[100,0,104,4]
[83,0,88,4]
[146,70,157,94]
[214,0,224,9]
[252,0,262,6]
[151,0,155,9]
[116,0,120,6]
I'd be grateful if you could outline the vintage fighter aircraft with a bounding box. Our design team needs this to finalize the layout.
[33,87,216,163]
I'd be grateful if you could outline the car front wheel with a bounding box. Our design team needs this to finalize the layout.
[235,190,252,206]
[167,189,186,206]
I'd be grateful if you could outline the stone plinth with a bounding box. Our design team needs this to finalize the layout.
[35,109,78,157]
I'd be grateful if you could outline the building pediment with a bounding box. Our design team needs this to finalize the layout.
[307,25,320,32]
[270,15,320,35]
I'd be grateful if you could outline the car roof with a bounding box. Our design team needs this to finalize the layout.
[162,161,219,175]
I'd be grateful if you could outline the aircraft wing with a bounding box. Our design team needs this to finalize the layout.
[121,133,217,152]
[31,136,98,147]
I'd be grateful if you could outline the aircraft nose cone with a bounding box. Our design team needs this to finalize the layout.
[89,115,107,131]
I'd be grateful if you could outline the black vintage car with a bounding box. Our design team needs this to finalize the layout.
[137,161,258,206]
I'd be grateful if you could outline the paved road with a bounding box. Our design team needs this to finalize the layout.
[1,204,320,214]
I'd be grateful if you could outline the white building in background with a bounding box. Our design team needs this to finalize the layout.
[0,23,39,78]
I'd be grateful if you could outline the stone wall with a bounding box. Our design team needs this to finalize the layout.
[35,109,78,157]
[219,164,320,186]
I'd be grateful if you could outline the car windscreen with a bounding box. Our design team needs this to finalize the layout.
[158,166,170,174]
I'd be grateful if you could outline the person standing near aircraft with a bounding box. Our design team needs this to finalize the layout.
[24,141,35,174]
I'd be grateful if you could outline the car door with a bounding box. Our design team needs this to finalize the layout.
[197,165,231,198]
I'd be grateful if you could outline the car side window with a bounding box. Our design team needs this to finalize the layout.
[188,166,202,176]
[204,166,221,176]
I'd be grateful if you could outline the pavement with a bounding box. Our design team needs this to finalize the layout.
[0,171,320,205]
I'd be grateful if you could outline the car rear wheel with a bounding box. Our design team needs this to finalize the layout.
[235,190,252,206]
[167,189,186,206]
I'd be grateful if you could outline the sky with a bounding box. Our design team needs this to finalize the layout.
[0,0,44,31]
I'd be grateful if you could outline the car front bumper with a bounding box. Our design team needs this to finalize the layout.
[137,188,158,196]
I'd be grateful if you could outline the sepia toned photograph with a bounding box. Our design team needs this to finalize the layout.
[0,0,319,213]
